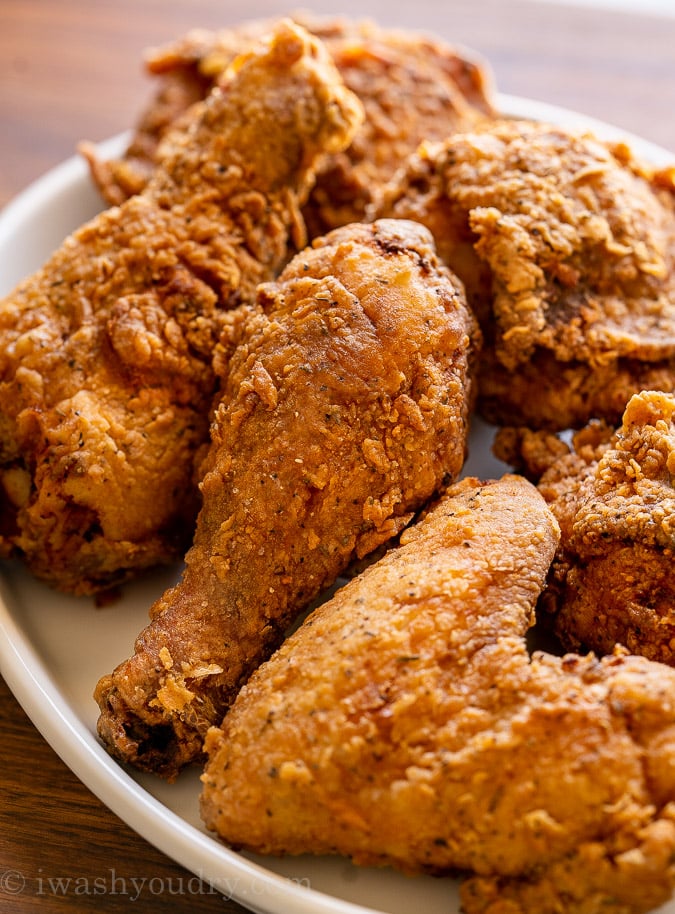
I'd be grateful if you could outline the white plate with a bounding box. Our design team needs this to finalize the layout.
[0,96,673,914]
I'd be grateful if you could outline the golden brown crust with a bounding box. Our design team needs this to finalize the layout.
[83,14,495,232]
[0,21,363,594]
[200,474,675,914]
[478,347,675,431]
[298,15,495,234]
[543,391,675,664]
[377,119,675,429]
[499,391,675,665]
[94,218,478,777]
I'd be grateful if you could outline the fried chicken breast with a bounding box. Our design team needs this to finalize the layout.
[496,389,675,665]
[376,119,675,429]
[201,475,675,914]
[94,218,478,778]
[0,21,363,594]
[202,477,675,914]
[84,14,494,233]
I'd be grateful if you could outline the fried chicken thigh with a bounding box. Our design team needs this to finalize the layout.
[377,119,675,428]
[496,389,675,665]
[85,14,494,233]
[201,475,675,914]
[94,218,478,778]
[0,22,362,594]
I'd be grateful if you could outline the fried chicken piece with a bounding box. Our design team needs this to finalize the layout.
[298,16,494,236]
[84,14,495,233]
[81,18,272,203]
[497,390,675,665]
[376,119,675,429]
[0,22,363,594]
[201,474,675,914]
[94,218,478,778]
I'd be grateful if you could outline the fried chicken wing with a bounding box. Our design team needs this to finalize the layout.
[496,389,675,665]
[84,14,494,233]
[94,218,478,778]
[0,22,363,594]
[376,119,675,429]
[201,475,675,914]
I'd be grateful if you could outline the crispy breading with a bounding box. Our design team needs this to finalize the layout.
[83,14,495,233]
[201,474,675,914]
[81,19,272,203]
[298,15,494,235]
[376,118,675,428]
[0,21,362,594]
[499,390,675,665]
[94,219,478,778]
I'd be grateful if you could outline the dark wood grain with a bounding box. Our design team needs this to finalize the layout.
[0,1,674,912]
[0,676,248,912]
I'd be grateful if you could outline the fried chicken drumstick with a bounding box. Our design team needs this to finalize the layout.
[201,475,675,914]
[0,21,363,594]
[377,119,675,429]
[84,14,494,235]
[496,389,675,665]
[95,218,478,778]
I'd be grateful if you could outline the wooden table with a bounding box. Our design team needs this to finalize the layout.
[1,1,673,911]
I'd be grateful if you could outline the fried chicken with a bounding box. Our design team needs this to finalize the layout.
[94,218,478,778]
[298,16,494,236]
[201,475,675,914]
[376,118,675,429]
[0,21,363,594]
[496,389,675,665]
[84,14,494,234]
[81,18,273,204]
